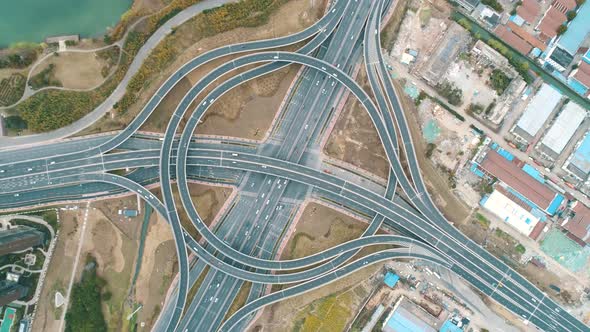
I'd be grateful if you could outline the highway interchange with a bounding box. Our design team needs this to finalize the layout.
[1,0,589,331]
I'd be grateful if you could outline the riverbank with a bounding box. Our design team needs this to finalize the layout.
[0,0,134,48]
[0,0,203,136]
[0,0,167,128]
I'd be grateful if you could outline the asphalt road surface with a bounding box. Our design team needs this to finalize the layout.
[0,0,588,331]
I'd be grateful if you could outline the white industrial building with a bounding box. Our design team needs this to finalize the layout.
[512,84,563,142]
[538,102,587,159]
[481,189,542,237]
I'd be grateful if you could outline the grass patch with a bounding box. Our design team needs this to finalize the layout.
[223,282,252,322]
[184,265,210,311]
[288,232,314,256]
[29,63,62,89]
[475,213,490,229]
[293,292,353,332]
[14,0,295,134]
[108,169,127,176]
[419,7,432,26]
[494,228,513,241]
[32,209,59,231]
[0,73,25,106]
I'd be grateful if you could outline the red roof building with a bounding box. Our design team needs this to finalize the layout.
[507,21,547,51]
[536,0,577,41]
[529,257,546,268]
[561,202,590,245]
[494,25,533,55]
[551,0,577,14]
[528,220,547,240]
[571,61,590,89]
[517,0,541,23]
[479,150,556,210]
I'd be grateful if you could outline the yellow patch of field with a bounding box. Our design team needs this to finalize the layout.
[295,292,354,332]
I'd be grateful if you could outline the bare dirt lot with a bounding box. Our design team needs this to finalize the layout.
[324,68,390,180]
[133,0,167,14]
[32,209,80,332]
[30,51,113,89]
[150,182,232,240]
[133,211,176,330]
[395,80,471,223]
[280,202,368,260]
[196,65,300,140]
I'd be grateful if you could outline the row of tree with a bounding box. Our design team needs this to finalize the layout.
[65,256,108,332]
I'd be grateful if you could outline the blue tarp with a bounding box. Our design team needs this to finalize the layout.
[568,77,589,95]
[490,143,514,161]
[384,272,400,288]
[571,134,590,175]
[123,209,138,217]
[479,195,489,206]
[470,163,485,177]
[531,208,547,221]
[552,70,567,82]
[522,164,545,183]
[496,148,514,161]
[439,320,463,332]
[546,194,565,215]
[386,310,426,332]
[509,14,525,26]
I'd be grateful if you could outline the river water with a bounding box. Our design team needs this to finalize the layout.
[0,0,132,47]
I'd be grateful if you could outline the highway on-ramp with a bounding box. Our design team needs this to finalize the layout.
[0,1,588,331]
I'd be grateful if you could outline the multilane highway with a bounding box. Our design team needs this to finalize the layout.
[0,0,588,331]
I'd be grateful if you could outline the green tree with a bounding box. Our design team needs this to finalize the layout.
[557,25,568,35]
[65,257,108,332]
[489,69,512,94]
[481,0,504,11]
[567,11,577,21]
[425,143,437,158]
[457,18,471,30]
[436,81,463,106]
